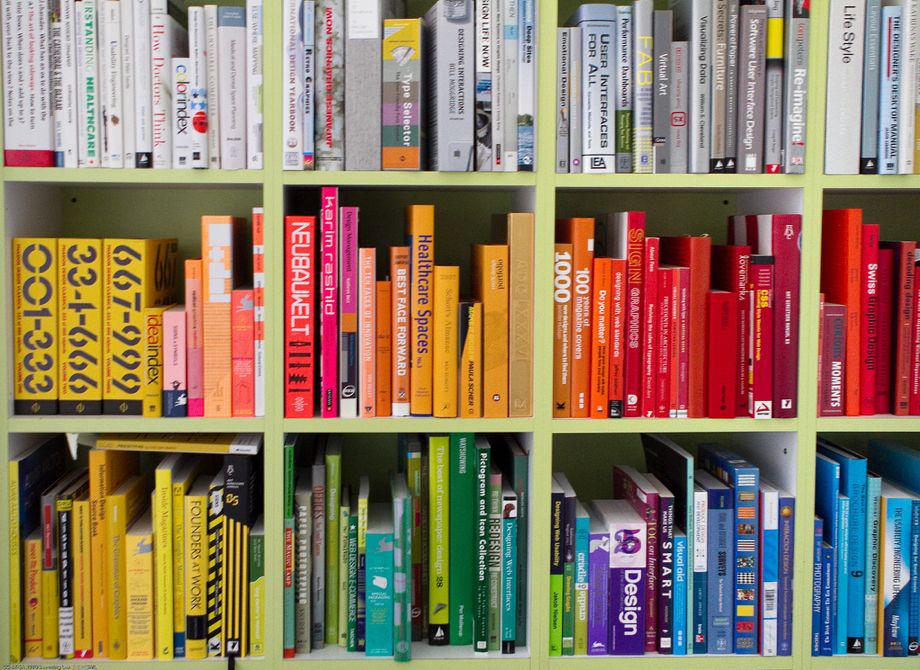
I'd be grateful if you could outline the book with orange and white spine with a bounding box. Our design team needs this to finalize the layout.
[162,305,187,418]
[231,288,256,417]
[185,259,205,417]
[408,205,436,415]
[553,243,574,417]
[376,280,392,417]
[590,258,612,418]
[339,207,359,418]
[608,258,626,418]
[359,248,377,417]
[253,208,266,416]
[390,246,411,416]
[433,266,460,417]
[459,300,483,417]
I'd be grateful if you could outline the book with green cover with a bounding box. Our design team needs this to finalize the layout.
[294,470,313,654]
[554,472,576,655]
[366,503,394,657]
[283,435,297,657]
[420,449,430,642]
[449,432,475,645]
[494,435,529,648]
[324,439,342,645]
[428,435,450,645]
[392,474,412,662]
[338,486,350,647]
[573,500,590,654]
[501,482,518,654]
[347,512,358,651]
[549,477,564,655]
[401,436,425,642]
[474,437,491,652]
[488,467,503,650]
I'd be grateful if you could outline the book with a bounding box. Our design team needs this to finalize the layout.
[553,243,574,417]
[820,303,847,416]
[487,467,502,650]
[105,474,147,659]
[23,531,43,658]
[315,0,345,170]
[825,0,865,173]
[673,529,687,654]
[56,470,90,658]
[206,472,225,657]
[248,517,265,656]
[633,0,654,173]
[187,5,209,167]
[185,258,205,416]
[653,10,673,172]
[878,4,902,175]
[608,258,627,417]
[616,5,634,172]
[391,476,412,661]
[283,437,297,658]
[72,494,92,658]
[366,503,394,656]
[586,508,609,654]
[736,4,767,173]
[408,205,435,415]
[478,0,495,170]
[302,0,316,168]
[294,470,313,654]
[573,501,590,655]
[217,6,246,169]
[184,476,209,659]
[472,243,510,419]
[320,188,339,417]
[221,451,259,656]
[282,0,304,169]
[245,0,262,169]
[549,478,563,655]
[338,206,359,418]
[671,0,712,173]
[153,454,188,658]
[171,57,192,167]
[646,473,675,653]
[590,258,612,418]
[695,469,731,654]
[142,305,170,418]
[285,216,316,418]
[125,511,154,660]
[376,280,392,415]
[205,4,221,167]
[691,482,707,653]
[450,434,475,645]
[501,481,518,653]
[162,305,187,417]
[434,266,460,417]
[878,481,915,656]
[356,475,369,650]
[706,290,739,417]
[556,218,594,417]
[252,208,266,416]
[390,246,411,415]
[428,435,450,645]
[344,0,388,169]
[750,256,775,418]
[382,18,423,170]
[782,0,809,173]
[151,0,187,168]
[359,249,377,417]
[325,440,342,645]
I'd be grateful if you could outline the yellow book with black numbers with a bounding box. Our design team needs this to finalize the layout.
[23,531,43,658]
[12,238,58,415]
[172,458,200,657]
[184,476,210,659]
[154,454,191,659]
[142,304,172,418]
[407,204,435,415]
[459,301,483,417]
[58,238,103,414]
[103,238,178,415]
[472,244,509,417]
[433,266,460,417]
[72,494,93,658]
[106,474,148,660]
[126,511,155,660]
[41,570,58,658]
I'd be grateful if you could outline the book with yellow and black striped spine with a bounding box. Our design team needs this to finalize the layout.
[206,472,225,657]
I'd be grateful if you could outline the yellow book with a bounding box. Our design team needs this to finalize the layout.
[103,238,179,414]
[95,432,262,454]
[459,301,483,417]
[72,494,93,658]
[154,454,191,659]
[407,205,435,415]
[248,517,265,657]
[88,448,139,658]
[58,238,103,414]
[23,531,42,658]
[472,244,509,417]
[41,570,58,658]
[126,511,155,660]
[106,474,148,659]
[142,304,172,417]
[184,476,210,659]
[172,458,201,656]
[12,238,58,415]
[433,266,460,417]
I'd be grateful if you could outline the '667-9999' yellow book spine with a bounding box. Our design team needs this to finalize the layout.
[407,205,435,416]
[13,238,58,415]
[472,244,509,417]
[433,266,459,417]
[103,239,178,415]
[58,238,103,414]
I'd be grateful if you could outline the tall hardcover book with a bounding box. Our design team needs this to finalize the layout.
[882,240,917,414]
[282,0,304,169]
[151,0,187,168]
[670,0,711,172]
[825,0,865,173]
[188,6,209,167]
[390,246,411,415]
[434,266,460,417]
[58,238,102,414]
[408,205,435,414]
[344,0,389,169]
[125,512,154,660]
[222,451,260,656]
[338,206,359,418]
[449,434,475,645]
[556,218,595,417]
[320,188,340,416]
[653,10,673,172]
[460,300,483,417]
[184,476,209,659]
[285,216,316,417]
[473,244,509,417]
[750,256,774,418]
[586,508,609,654]
[695,469,731,653]
[382,18,423,170]
[217,6,246,169]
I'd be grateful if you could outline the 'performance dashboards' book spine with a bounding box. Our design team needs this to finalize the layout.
[320,188,339,416]
[338,206,359,418]
[825,0,865,174]
[285,216,316,417]
[58,238,102,414]
[315,0,345,170]
[282,0,304,169]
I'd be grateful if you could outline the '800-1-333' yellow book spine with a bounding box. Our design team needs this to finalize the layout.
[13,238,58,415]
[433,266,459,417]
[58,238,103,414]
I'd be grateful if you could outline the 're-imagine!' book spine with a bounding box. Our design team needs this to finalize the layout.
[477,0,494,170]
[246,0,263,169]
[282,0,304,170]
[315,0,345,170]
[783,0,808,173]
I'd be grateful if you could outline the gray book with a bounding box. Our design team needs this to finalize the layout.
[670,0,711,173]
[862,0,881,173]
[736,4,767,173]
[670,40,689,172]
[616,5,634,172]
[763,0,785,172]
[782,0,809,174]
[632,0,654,173]
[568,26,583,172]
[425,0,475,171]
[556,27,571,172]
[653,10,673,172]
[724,0,740,171]
[711,0,728,172]
[315,0,345,170]
[311,451,326,647]
[294,470,313,654]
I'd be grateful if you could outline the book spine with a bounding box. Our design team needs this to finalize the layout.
[338,502,349,647]
[315,0,345,170]
[54,0,79,166]
[608,259,626,417]
[770,215,801,418]
[608,517,646,655]
[836,495,850,655]
[622,214,645,416]
[556,28,569,172]
[251,208,265,416]
[375,281,392,416]
[616,7,633,172]
[759,489,779,655]
[865,476,881,655]
[184,490,208,659]
[409,206,436,415]
[141,307,164,418]
[230,289,255,416]
[897,0,915,174]
[162,307,187,417]
[633,0,653,173]
[553,244,573,417]
[673,532,687,654]
[568,26,582,172]
[359,249,377,417]
[491,0,504,170]
[782,0,808,173]
[119,0,135,166]
[891,242,916,415]
[102,240,146,415]
[171,57,191,168]
[184,259,204,416]
[590,258,612,418]
[507,213,534,417]
[381,17,422,170]
[77,0,100,166]
[880,497,911,655]
[57,500,74,657]
[587,529,609,654]
[825,0,865,173]
[206,481,223,656]
[580,16,617,172]
[811,518,823,655]
[861,224,880,413]
[574,513,589,654]
[879,6,902,175]
[476,244,509,417]
[707,291,738,417]
[133,0,152,166]
[150,2,172,168]
[657,495,675,653]
[283,215,312,417]
[24,535,43,658]
[711,0,728,172]
[820,304,846,416]
[737,5,767,173]
[653,10,672,172]
[343,0,383,171]
[365,527,394,656]
[501,491,517,653]
[58,239,102,414]
[303,0,315,168]
[248,524,265,656]
[13,247,58,416]
[670,40,689,173]
[246,0,263,169]
[283,464,295,655]
[776,494,794,656]
[222,454,256,656]
[912,264,920,415]
[205,4,221,168]
[338,206,358,418]
[477,0,495,170]
[763,0,784,173]
[751,257,774,418]
[656,269,673,417]
[907,500,919,655]
[459,301,483,417]
[501,0,518,170]
[692,487,707,653]
[561,492,575,655]
[406,454,423,642]
[820,541,833,654]
[154,468,175,658]
[320,188,339,416]
[862,0,882,172]
[188,6,209,168]
[449,434,475,645]
[217,7,247,169]
[669,268,681,416]
[324,450,341,646]
[549,490,563,655]
[517,0,535,170]
[390,247,411,415]
[428,436,450,645]
[125,521,154,659]
[473,446,490,652]
[689,0,712,173]
[486,471,501,650]
[641,237,659,417]
[433,266,460,417]
[707,504,731,653]
[294,493,312,653]
[201,217,237,418]
[346,513,358,650]
[282,0,304,169]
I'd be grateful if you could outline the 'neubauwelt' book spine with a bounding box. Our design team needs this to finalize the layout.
[320,188,339,416]
[285,216,315,417]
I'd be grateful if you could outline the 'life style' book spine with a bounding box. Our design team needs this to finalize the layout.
[246,0,263,169]
[315,0,345,170]
[632,0,654,173]
[736,4,767,174]
[282,0,304,170]
[878,5,902,175]
[862,0,882,173]
[338,207,359,418]
[320,188,339,417]
[782,0,808,173]
[825,0,865,174]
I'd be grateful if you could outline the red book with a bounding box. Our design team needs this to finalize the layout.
[881,241,917,415]
[817,294,825,417]
[608,258,627,417]
[821,209,862,415]
[712,244,752,416]
[706,290,739,418]
[590,258,612,418]
[820,303,847,416]
[656,267,674,417]
[876,248,895,414]
[669,267,681,417]
[910,264,920,415]
[860,224,881,414]
[676,266,690,417]
[284,215,316,417]
[641,237,660,417]
[605,212,646,417]
[556,218,595,417]
[750,256,774,418]
[231,288,255,417]
[320,187,339,417]
[660,235,712,418]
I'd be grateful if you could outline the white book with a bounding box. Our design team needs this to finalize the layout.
[188,6,209,168]
[670,0,711,173]
[556,27,570,172]
[633,0,654,173]
[133,0,152,167]
[517,0,536,171]
[282,0,304,170]
[246,0,263,169]
[151,0,187,168]
[491,0,504,170]
[77,0,101,166]
[303,0,316,170]
[896,0,916,173]
[172,57,192,168]
[616,6,633,172]
[205,4,221,168]
[120,0,135,166]
[825,0,864,174]
[670,40,689,173]
[502,0,518,170]
[53,0,79,167]
[568,25,582,172]
[218,6,247,170]
[100,1,124,167]
[476,0,494,170]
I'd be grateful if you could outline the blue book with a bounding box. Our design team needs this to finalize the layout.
[697,445,759,654]
[879,481,916,657]
[501,484,518,654]
[865,474,882,655]
[759,483,780,656]
[878,4,902,174]
[835,494,851,655]
[820,540,834,656]
[812,517,824,656]
[814,454,843,651]
[818,438,868,653]
[673,530,687,655]
[776,488,795,657]
[365,504,395,657]
[695,469,732,655]
[909,498,919,656]
[692,483,708,654]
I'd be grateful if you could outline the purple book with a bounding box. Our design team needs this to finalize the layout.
[588,510,611,655]
[646,473,675,654]
[594,499,648,655]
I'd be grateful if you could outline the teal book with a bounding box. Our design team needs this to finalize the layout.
[488,468,503,650]
[347,512,358,651]
[366,503,395,657]
[449,433,475,645]
[493,435,529,648]
[574,501,590,655]
[474,437,491,652]
[283,435,298,657]
[391,475,412,662]
[549,477,564,655]
[501,482,518,654]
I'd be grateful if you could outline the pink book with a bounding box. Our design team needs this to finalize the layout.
[163,306,187,417]
[231,288,255,417]
[339,206,359,418]
[359,248,377,417]
[320,186,340,417]
[656,267,673,418]
[676,266,690,418]
[641,237,660,418]
[185,259,205,416]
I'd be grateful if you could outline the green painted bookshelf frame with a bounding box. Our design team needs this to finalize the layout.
[0,1,915,669]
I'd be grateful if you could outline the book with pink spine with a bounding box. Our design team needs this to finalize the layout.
[320,186,340,417]
[163,305,187,417]
[359,248,377,417]
[185,259,205,416]
[231,288,255,416]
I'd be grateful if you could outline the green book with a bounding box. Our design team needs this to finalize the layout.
[403,437,424,642]
[494,435,529,648]
[549,477,564,655]
[428,435,450,645]
[392,474,412,662]
[501,482,518,654]
[487,467,502,651]
[555,472,577,655]
[282,435,298,656]
[324,439,342,645]
[473,437,491,652]
[573,501,590,655]
[338,487,350,647]
[347,512,358,651]
[448,433,474,646]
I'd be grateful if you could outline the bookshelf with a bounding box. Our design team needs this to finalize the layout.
[0,0,914,668]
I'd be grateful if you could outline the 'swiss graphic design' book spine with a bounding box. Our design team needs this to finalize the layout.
[783,0,808,173]
[320,188,339,416]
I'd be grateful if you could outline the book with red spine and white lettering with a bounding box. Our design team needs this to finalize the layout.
[320,187,340,417]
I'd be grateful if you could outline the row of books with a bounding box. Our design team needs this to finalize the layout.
[812,438,919,657]
[556,1,810,175]
[553,212,801,419]
[825,0,920,174]
[282,433,529,658]
[284,190,534,418]
[550,435,795,656]
[1,0,263,169]
[9,433,264,662]
[282,0,535,172]
[818,208,920,416]
[12,211,265,416]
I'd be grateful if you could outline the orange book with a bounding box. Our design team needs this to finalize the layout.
[231,288,255,417]
[201,216,245,417]
[359,248,377,417]
[390,246,411,416]
[376,281,392,416]
[553,243,574,417]
[459,301,482,417]
[433,266,460,417]
[555,218,595,417]
[608,259,626,418]
[590,258,612,418]
[473,244,509,417]
[407,205,435,415]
